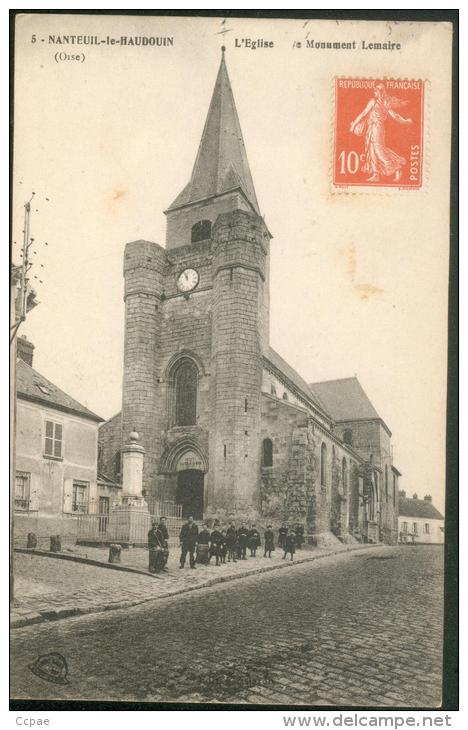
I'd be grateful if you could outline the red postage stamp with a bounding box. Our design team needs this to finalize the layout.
[333,78,424,189]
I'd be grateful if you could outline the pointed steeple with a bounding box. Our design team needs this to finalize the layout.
[166,48,260,214]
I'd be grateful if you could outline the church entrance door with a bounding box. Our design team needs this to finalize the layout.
[176,470,204,520]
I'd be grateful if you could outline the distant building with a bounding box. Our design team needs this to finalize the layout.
[99,51,401,545]
[398,491,444,545]
[14,337,120,542]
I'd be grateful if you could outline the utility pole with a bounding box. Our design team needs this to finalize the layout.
[10,193,40,603]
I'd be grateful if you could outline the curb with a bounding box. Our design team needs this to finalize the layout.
[11,543,385,630]
[14,548,162,579]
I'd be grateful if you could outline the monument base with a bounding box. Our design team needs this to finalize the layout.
[107,497,151,546]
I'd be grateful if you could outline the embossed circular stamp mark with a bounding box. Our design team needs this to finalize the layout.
[333,78,424,189]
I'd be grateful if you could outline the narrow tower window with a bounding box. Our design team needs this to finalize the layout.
[262,438,273,467]
[175,360,197,426]
[321,442,327,487]
[343,429,352,445]
[191,219,212,243]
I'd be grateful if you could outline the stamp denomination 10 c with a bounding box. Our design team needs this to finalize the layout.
[333,78,424,189]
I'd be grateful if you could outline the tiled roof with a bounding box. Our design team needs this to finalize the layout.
[166,52,259,214]
[309,377,381,422]
[97,472,121,488]
[16,358,103,423]
[399,497,444,520]
[264,346,330,416]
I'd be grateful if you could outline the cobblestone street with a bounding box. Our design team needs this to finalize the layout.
[11,545,443,707]
[12,542,358,626]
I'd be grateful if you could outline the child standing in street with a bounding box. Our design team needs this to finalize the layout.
[264,525,275,558]
[283,529,296,561]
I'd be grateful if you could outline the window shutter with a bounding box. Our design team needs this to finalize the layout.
[62,478,73,514]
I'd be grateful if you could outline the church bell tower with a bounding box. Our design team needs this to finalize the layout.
[121,48,271,518]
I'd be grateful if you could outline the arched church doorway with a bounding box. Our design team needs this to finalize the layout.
[176,470,204,520]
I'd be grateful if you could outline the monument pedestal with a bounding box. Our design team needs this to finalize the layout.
[108,431,150,545]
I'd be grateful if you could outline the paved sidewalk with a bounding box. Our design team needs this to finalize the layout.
[11,542,381,629]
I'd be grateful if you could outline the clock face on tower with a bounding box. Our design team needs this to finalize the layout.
[176,268,199,293]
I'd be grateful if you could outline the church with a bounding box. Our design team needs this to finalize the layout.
[98,50,400,545]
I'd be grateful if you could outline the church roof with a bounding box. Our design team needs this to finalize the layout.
[166,49,260,214]
[16,358,103,423]
[399,496,444,521]
[265,346,330,416]
[309,377,381,423]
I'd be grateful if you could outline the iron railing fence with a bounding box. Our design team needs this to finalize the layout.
[77,503,183,547]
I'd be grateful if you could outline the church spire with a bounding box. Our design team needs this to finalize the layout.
[166,48,260,214]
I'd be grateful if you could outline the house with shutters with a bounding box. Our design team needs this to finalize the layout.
[398,491,444,545]
[14,336,120,542]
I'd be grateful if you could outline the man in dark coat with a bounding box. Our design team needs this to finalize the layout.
[196,523,211,564]
[226,522,237,562]
[264,524,275,558]
[247,524,261,557]
[278,524,288,549]
[148,521,168,573]
[295,523,304,549]
[179,516,199,569]
[158,516,169,542]
[283,529,296,561]
[237,522,249,560]
[209,521,223,566]
[219,530,228,564]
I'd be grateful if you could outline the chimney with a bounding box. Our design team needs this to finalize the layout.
[17,336,34,366]
[424,495,432,503]
[399,489,406,498]
[412,493,418,500]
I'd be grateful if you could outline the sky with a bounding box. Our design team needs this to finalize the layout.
[12,15,452,512]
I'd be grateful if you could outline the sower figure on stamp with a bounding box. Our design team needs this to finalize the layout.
[264,524,275,558]
[283,528,296,562]
[148,521,167,574]
[196,523,211,565]
[179,515,198,569]
[247,524,261,557]
[209,520,223,566]
[226,521,237,563]
[278,524,288,549]
[237,522,249,560]
[350,82,412,183]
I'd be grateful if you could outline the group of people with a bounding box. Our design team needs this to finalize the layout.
[147,517,306,573]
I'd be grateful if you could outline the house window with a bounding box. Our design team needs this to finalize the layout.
[262,438,273,467]
[424,523,430,534]
[72,481,89,513]
[343,429,352,445]
[320,443,327,487]
[191,219,211,243]
[15,471,31,511]
[175,360,197,426]
[402,522,408,533]
[270,384,276,396]
[282,392,288,401]
[44,420,63,458]
[413,522,418,535]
